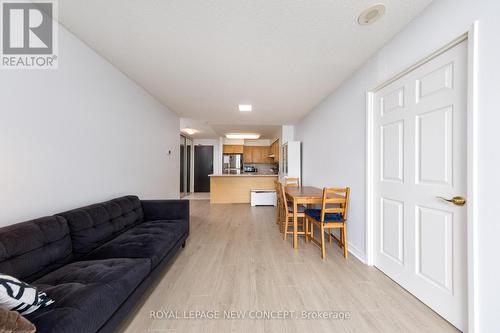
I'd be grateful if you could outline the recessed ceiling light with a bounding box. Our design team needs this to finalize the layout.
[238,104,252,112]
[226,133,260,139]
[358,4,386,25]
[181,128,198,135]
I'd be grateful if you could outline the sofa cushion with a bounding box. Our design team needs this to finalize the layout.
[0,216,72,282]
[86,220,187,267]
[304,209,344,222]
[57,196,144,256]
[27,258,150,333]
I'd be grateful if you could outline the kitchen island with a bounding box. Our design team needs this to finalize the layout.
[209,174,278,204]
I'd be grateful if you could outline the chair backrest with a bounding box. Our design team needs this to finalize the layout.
[274,180,281,193]
[319,187,350,222]
[278,183,289,213]
[285,177,300,187]
[274,180,282,205]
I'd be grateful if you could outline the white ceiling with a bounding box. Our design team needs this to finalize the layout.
[58,0,433,130]
[180,118,281,140]
[210,123,281,140]
[179,118,219,139]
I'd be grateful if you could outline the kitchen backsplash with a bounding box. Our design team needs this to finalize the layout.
[243,163,278,174]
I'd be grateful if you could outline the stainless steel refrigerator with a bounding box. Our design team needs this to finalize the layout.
[223,154,242,174]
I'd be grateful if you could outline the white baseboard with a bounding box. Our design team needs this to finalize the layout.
[347,241,366,264]
[323,230,366,264]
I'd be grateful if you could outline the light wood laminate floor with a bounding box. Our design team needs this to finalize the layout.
[118,201,459,333]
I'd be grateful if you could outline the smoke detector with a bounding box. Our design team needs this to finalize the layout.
[358,4,386,25]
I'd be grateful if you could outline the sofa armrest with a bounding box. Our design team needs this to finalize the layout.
[141,200,190,222]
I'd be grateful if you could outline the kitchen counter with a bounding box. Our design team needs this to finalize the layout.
[210,174,278,204]
[209,173,278,177]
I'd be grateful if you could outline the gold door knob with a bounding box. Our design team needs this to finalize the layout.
[436,196,467,206]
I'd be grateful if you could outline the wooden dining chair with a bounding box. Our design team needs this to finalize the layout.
[305,187,350,259]
[278,183,307,239]
[284,177,300,187]
[274,180,282,226]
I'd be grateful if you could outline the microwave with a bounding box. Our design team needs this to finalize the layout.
[243,165,257,173]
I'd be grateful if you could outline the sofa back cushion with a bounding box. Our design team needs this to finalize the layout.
[0,216,72,282]
[57,196,143,256]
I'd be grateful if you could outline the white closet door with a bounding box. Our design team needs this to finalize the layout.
[373,41,467,331]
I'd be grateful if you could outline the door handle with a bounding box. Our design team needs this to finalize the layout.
[436,196,467,206]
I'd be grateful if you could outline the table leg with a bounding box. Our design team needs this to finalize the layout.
[293,199,298,249]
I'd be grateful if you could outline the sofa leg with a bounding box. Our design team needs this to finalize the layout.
[182,241,186,248]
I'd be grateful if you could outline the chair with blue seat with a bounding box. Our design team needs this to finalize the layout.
[305,187,350,259]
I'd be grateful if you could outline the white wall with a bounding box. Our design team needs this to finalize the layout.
[222,138,245,145]
[222,138,272,146]
[271,127,281,144]
[0,25,180,226]
[295,0,500,331]
[243,139,271,146]
[281,125,295,144]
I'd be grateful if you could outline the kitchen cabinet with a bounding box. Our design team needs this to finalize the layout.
[243,146,273,164]
[256,146,268,163]
[243,146,253,163]
[210,174,278,203]
[270,140,279,162]
[223,145,244,154]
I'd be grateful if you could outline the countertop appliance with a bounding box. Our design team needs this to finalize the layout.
[223,154,242,173]
[243,165,257,173]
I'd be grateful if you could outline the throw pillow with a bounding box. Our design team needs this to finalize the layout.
[0,274,53,315]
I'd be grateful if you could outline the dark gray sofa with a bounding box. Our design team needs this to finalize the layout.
[0,195,189,333]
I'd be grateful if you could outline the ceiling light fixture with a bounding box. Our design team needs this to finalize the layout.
[238,104,252,112]
[181,128,198,135]
[358,3,386,25]
[226,133,260,140]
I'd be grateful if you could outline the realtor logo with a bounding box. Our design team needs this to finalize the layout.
[1,0,58,69]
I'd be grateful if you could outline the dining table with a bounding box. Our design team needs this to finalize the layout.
[284,186,345,249]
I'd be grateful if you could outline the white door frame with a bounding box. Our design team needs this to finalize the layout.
[365,22,479,333]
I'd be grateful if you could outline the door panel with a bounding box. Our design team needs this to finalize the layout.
[243,146,252,163]
[381,198,404,264]
[416,106,453,185]
[381,87,405,115]
[416,206,453,292]
[381,121,404,182]
[416,62,453,102]
[373,41,467,330]
[194,146,213,192]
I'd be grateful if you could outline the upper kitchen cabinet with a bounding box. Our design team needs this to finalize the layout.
[255,146,270,163]
[243,146,273,164]
[270,140,279,162]
[223,145,244,154]
[243,146,253,163]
